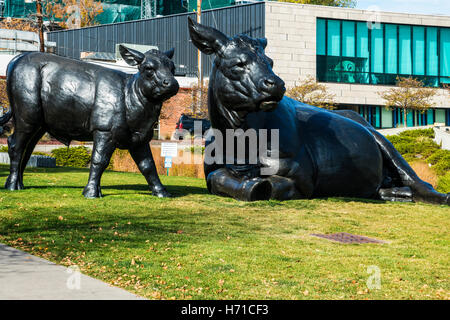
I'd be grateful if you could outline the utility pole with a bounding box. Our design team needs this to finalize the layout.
[196,0,203,116]
[197,0,202,88]
[36,0,45,52]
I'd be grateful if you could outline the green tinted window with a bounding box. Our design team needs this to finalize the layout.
[426,27,438,76]
[327,20,341,56]
[316,18,449,87]
[440,28,450,83]
[385,24,398,74]
[399,25,412,75]
[413,26,425,75]
[371,25,384,74]
[342,21,355,57]
[317,19,326,55]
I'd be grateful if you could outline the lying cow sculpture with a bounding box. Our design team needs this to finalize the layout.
[188,18,449,205]
[0,46,179,198]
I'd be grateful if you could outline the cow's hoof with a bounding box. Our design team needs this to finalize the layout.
[82,185,102,199]
[5,176,23,191]
[242,178,272,201]
[152,188,171,198]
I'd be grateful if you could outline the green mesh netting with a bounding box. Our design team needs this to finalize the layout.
[4,0,240,24]
[188,0,235,12]
[4,0,37,18]
[3,0,142,23]
[97,4,141,24]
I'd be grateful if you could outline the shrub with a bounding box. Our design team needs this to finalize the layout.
[436,172,450,193]
[0,145,7,153]
[185,145,205,155]
[51,146,91,168]
[386,132,439,160]
[433,159,450,177]
[427,149,450,165]
[398,128,435,139]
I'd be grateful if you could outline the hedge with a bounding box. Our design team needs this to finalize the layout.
[51,146,91,168]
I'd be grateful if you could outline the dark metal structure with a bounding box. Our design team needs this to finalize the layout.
[47,3,265,78]
[188,19,450,205]
[1,46,179,198]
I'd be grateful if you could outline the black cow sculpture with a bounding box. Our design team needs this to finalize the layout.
[0,46,179,198]
[188,18,449,205]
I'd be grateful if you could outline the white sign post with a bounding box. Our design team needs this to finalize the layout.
[161,143,177,176]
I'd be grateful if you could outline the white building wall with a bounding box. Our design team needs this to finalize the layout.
[265,2,450,109]
[0,54,18,77]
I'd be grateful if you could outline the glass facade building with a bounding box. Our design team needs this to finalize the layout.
[316,18,450,128]
[316,18,450,87]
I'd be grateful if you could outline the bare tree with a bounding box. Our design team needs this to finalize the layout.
[44,0,103,29]
[186,81,209,119]
[286,76,336,109]
[378,77,437,128]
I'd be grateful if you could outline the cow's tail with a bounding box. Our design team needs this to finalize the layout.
[0,108,12,126]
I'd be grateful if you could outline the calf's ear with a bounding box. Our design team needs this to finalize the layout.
[119,45,145,66]
[164,48,175,59]
[188,17,229,55]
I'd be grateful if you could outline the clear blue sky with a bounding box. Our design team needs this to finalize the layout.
[355,0,450,16]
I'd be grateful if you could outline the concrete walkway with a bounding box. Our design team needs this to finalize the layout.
[0,243,143,300]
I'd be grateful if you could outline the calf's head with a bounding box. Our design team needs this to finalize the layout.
[188,18,285,128]
[119,45,179,101]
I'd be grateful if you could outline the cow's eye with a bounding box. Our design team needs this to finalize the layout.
[144,66,154,74]
[231,61,246,73]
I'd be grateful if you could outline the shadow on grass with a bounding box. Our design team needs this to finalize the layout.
[0,204,244,253]
[5,184,209,198]
[319,196,388,205]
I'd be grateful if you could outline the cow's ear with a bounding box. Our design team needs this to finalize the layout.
[119,45,145,66]
[188,17,229,55]
[164,48,175,59]
[258,38,268,50]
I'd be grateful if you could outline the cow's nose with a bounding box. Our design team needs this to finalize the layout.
[260,76,285,94]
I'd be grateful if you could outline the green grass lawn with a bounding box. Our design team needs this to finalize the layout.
[0,165,448,300]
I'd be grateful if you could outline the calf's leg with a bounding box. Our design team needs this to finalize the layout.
[5,126,42,190]
[18,127,46,188]
[129,143,171,198]
[83,131,115,198]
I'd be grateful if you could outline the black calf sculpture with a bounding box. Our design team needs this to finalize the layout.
[188,18,449,205]
[0,46,179,198]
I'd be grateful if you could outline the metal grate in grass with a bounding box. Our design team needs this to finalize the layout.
[311,232,386,244]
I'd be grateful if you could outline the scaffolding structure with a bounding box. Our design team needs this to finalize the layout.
[141,0,157,19]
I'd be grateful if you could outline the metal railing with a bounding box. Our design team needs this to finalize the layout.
[0,28,56,54]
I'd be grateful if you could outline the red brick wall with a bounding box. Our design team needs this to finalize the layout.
[159,88,192,140]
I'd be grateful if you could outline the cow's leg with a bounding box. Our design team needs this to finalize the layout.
[207,167,272,201]
[378,187,413,202]
[265,175,302,201]
[334,110,450,205]
[18,127,46,188]
[129,143,171,198]
[5,127,41,190]
[82,131,115,198]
